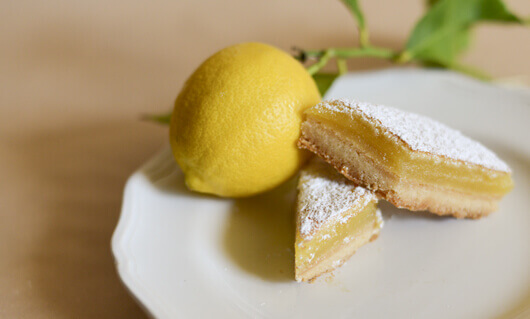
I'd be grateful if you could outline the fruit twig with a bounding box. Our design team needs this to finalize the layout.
[141,112,171,125]
[299,46,398,75]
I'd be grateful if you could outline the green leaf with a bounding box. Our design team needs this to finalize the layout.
[445,62,492,81]
[417,28,471,65]
[340,0,369,46]
[406,0,522,65]
[421,59,492,80]
[313,73,339,97]
[142,112,172,125]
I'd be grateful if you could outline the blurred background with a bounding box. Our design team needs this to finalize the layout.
[0,0,528,318]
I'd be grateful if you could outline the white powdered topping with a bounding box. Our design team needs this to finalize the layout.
[374,209,384,233]
[297,158,376,239]
[315,99,510,172]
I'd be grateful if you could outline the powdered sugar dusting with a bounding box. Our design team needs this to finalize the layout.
[315,99,510,172]
[374,209,384,234]
[375,209,384,229]
[297,158,376,240]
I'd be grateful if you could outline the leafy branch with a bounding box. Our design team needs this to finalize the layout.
[147,0,527,124]
[301,47,396,75]
[299,0,526,96]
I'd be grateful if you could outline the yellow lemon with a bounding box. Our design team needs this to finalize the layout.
[170,42,320,197]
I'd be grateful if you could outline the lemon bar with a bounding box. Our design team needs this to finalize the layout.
[298,99,513,218]
[295,158,383,282]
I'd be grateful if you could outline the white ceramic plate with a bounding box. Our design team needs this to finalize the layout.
[112,69,530,319]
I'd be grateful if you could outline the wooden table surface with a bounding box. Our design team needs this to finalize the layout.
[1,0,528,318]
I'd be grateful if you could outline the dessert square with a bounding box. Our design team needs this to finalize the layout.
[295,158,382,282]
[299,99,513,218]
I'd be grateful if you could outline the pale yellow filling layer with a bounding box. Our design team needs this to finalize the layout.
[305,110,513,196]
[296,201,378,272]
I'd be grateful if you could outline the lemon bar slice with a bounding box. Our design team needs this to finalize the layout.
[295,158,382,282]
[299,99,513,218]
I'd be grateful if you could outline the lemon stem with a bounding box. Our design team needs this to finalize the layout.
[337,59,348,75]
[305,46,397,75]
[359,28,370,48]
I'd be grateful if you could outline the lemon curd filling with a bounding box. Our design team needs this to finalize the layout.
[296,201,380,274]
[305,102,513,196]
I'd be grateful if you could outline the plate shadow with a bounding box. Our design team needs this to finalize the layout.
[223,178,297,282]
